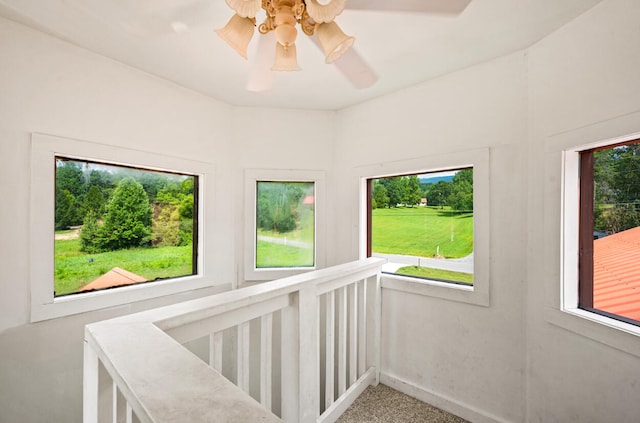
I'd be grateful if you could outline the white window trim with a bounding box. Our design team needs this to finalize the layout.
[30,133,216,322]
[555,132,640,356]
[243,168,326,281]
[357,148,490,307]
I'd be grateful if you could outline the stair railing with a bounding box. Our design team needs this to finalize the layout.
[84,257,384,423]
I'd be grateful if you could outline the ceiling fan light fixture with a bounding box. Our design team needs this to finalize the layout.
[225,0,262,18]
[275,23,298,47]
[216,14,256,59]
[272,43,301,71]
[316,21,355,63]
[305,0,347,23]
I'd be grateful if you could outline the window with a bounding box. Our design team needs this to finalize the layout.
[54,157,197,296]
[31,134,215,322]
[358,148,489,306]
[367,169,474,286]
[578,140,640,326]
[244,169,325,281]
[255,181,315,269]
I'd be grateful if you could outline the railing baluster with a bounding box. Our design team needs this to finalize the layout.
[281,296,299,422]
[260,314,273,410]
[366,274,382,385]
[325,291,335,409]
[357,279,367,377]
[126,403,133,423]
[209,331,223,373]
[298,286,319,423]
[237,322,251,393]
[112,381,118,423]
[337,286,347,396]
[348,283,358,386]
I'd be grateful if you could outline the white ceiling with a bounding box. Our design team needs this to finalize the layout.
[0,0,602,111]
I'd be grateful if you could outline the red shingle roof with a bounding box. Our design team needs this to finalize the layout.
[593,226,640,322]
[81,267,147,292]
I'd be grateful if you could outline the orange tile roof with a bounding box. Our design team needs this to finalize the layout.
[593,226,640,322]
[81,267,147,292]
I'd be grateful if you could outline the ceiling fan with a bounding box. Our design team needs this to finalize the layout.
[73,0,470,91]
[216,0,471,91]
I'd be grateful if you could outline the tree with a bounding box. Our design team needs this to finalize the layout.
[448,180,473,211]
[404,175,422,207]
[55,160,84,197]
[256,182,305,233]
[427,180,451,209]
[372,182,389,209]
[55,160,85,229]
[612,143,640,203]
[99,177,152,250]
[55,189,79,230]
[84,185,105,215]
[80,210,104,253]
[594,144,640,233]
[379,177,404,207]
[152,203,180,247]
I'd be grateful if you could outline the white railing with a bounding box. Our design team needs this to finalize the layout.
[83,258,384,423]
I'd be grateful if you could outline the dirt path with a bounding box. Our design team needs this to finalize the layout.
[54,227,81,240]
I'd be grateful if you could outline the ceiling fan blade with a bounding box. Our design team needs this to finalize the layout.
[333,48,378,89]
[345,0,471,15]
[309,35,377,89]
[246,32,276,92]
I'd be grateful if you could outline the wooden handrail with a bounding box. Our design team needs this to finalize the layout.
[84,258,384,423]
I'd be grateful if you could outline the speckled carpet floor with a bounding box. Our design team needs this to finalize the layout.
[336,384,468,423]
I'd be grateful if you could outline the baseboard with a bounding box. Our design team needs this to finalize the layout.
[380,372,510,423]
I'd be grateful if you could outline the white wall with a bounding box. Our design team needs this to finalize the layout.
[526,0,640,422]
[0,17,334,422]
[2,0,640,421]
[331,1,640,422]
[335,53,528,422]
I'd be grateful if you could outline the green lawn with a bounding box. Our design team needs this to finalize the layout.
[54,237,194,296]
[256,240,314,268]
[395,265,473,285]
[372,206,473,258]
[256,209,314,268]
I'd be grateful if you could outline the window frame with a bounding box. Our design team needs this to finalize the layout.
[558,133,640,345]
[30,133,215,322]
[366,168,475,286]
[358,148,490,307]
[576,139,640,327]
[243,169,326,281]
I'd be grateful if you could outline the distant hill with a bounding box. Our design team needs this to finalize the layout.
[419,175,454,185]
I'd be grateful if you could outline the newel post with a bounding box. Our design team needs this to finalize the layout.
[298,285,320,423]
[83,339,99,423]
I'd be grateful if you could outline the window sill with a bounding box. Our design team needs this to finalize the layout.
[545,307,640,358]
[32,275,217,322]
[381,273,489,307]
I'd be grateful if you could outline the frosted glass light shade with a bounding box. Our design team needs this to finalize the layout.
[275,23,297,47]
[225,0,261,18]
[305,0,347,23]
[316,21,354,63]
[272,43,301,71]
[216,14,255,59]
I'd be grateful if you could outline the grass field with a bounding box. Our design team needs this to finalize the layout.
[372,206,473,258]
[256,240,314,268]
[54,237,193,296]
[256,209,314,268]
[394,266,473,284]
